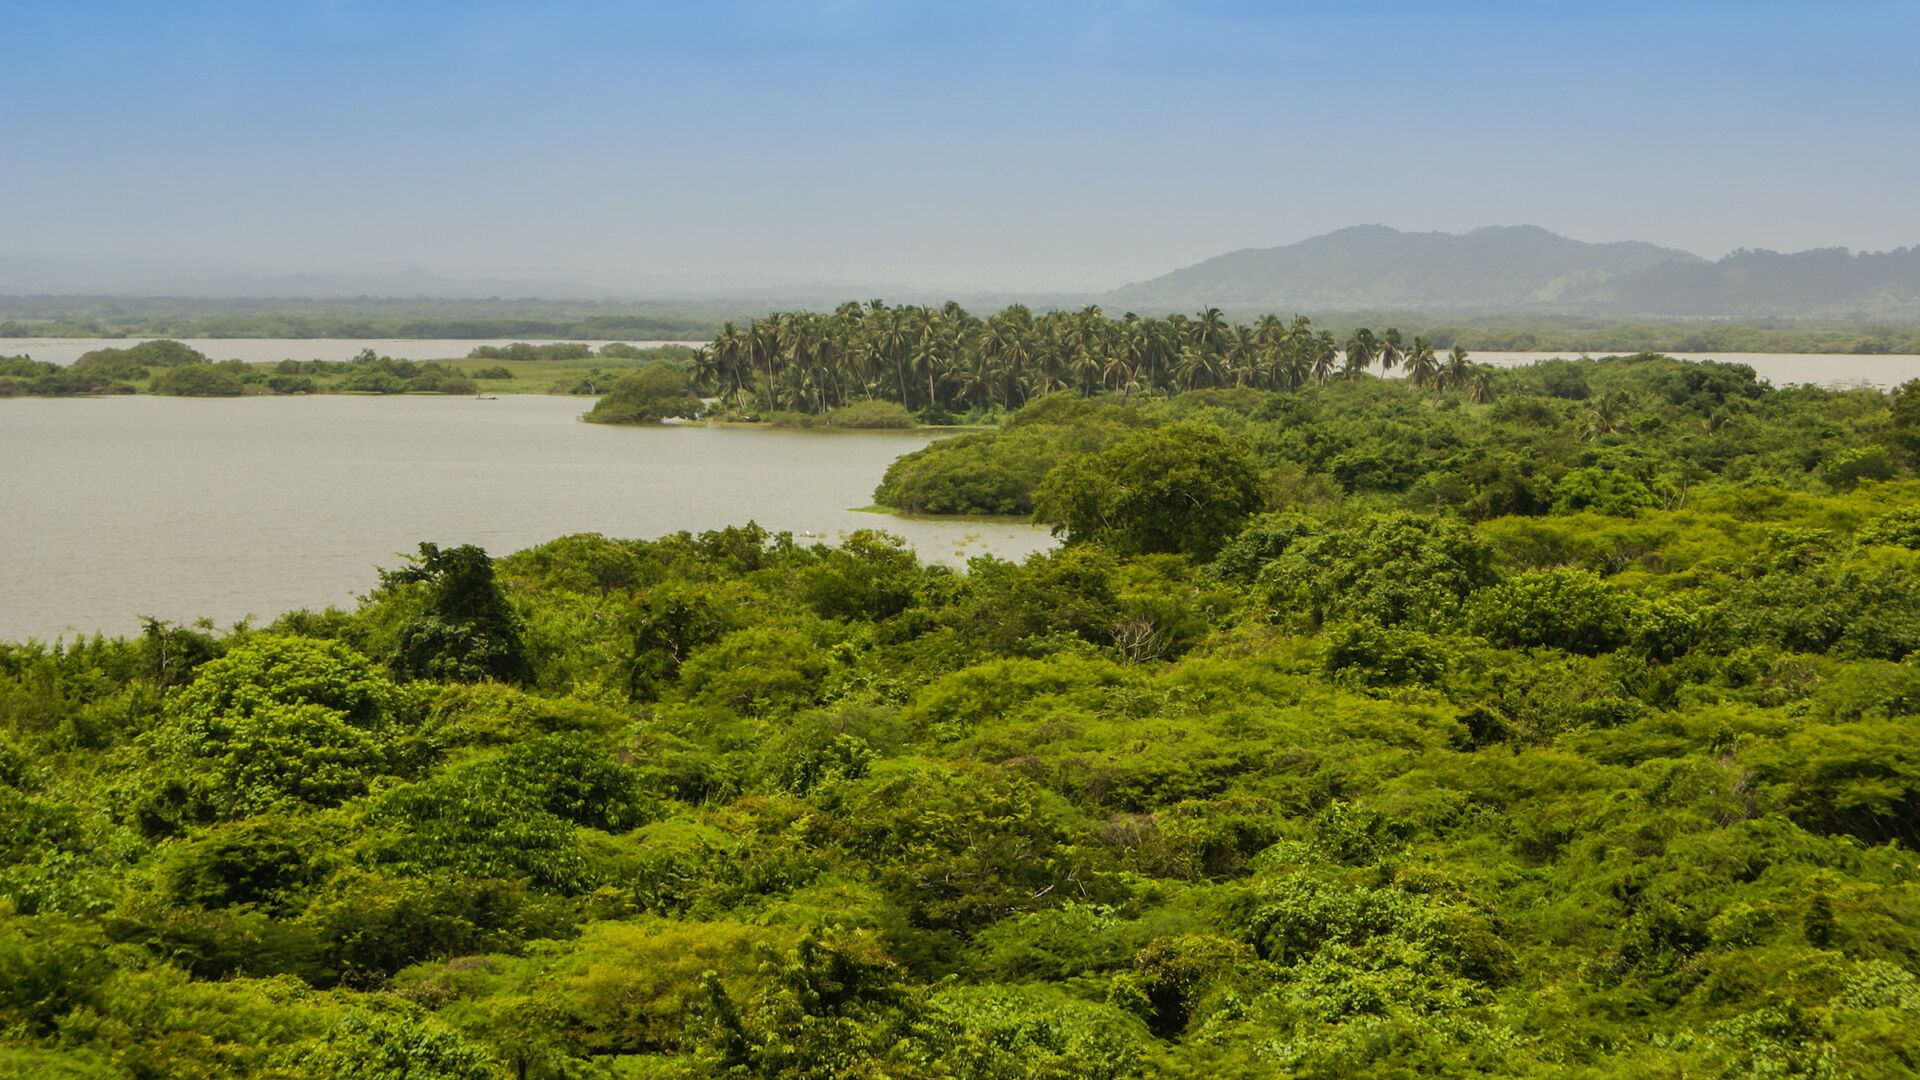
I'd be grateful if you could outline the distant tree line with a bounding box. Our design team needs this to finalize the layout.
[6,294,1920,354]
[0,342,485,398]
[465,341,661,361]
[0,296,722,341]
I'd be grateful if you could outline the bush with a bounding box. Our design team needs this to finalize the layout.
[1552,466,1660,516]
[379,543,532,684]
[129,636,415,829]
[1257,512,1496,630]
[1823,446,1895,490]
[583,363,703,424]
[1322,621,1449,688]
[152,363,245,397]
[468,342,594,361]
[1034,421,1265,559]
[874,431,1055,514]
[76,339,207,369]
[1469,568,1637,654]
[679,626,833,714]
[339,370,405,394]
[409,373,479,395]
[1858,507,1920,549]
[829,400,915,428]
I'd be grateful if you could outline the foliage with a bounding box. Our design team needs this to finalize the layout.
[152,360,248,396]
[582,362,704,425]
[691,305,1487,418]
[75,339,208,368]
[376,543,532,684]
[7,372,1920,1075]
[770,399,917,428]
[127,636,417,832]
[1032,421,1264,559]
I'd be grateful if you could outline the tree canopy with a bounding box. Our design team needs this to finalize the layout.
[582,362,704,425]
[1032,420,1264,558]
[5,359,1920,1076]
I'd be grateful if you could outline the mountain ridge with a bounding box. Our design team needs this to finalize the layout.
[7,227,1920,319]
[1106,225,1920,319]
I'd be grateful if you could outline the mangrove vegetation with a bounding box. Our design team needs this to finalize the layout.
[3,354,1920,1076]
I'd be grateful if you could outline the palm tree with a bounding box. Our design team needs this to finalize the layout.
[979,309,1035,405]
[1144,318,1179,392]
[908,322,945,412]
[709,322,748,407]
[1119,320,1151,394]
[955,356,997,409]
[781,316,816,411]
[1175,345,1224,390]
[870,306,913,406]
[1190,307,1230,355]
[1465,366,1495,404]
[686,306,1507,412]
[1583,390,1633,439]
[1439,345,1473,392]
[1403,337,1439,388]
[1378,328,1405,373]
[1253,313,1286,353]
[1068,305,1105,358]
[1225,326,1259,387]
[1343,328,1378,378]
[1310,332,1339,383]
[745,317,783,411]
[690,346,719,397]
[1069,349,1102,396]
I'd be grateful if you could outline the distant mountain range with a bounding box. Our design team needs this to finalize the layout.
[7,226,1920,319]
[1106,225,1920,319]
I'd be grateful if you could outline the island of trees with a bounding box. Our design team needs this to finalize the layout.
[688,304,1487,420]
[0,341,695,399]
[4,347,1920,1076]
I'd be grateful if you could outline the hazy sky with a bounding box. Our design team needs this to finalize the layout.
[5,0,1918,293]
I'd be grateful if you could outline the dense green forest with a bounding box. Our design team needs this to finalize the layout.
[5,356,1920,1076]
[874,353,1909,517]
[5,294,1920,355]
[692,306,1486,419]
[686,304,1920,423]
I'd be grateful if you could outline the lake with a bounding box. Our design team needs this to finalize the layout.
[0,396,1054,642]
[9,337,701,367]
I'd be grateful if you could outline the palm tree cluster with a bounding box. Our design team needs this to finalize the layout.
[692,302,1494,415]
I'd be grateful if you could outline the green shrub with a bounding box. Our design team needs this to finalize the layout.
[583,363,702,424]
[153,362,245,396]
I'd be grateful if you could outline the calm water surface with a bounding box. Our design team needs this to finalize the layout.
[12,338,700,366]
[0,396,1052,642]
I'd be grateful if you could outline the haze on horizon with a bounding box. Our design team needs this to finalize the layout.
[5,0,1918,297]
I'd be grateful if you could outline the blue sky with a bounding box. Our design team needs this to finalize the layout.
[4,0,1917,292]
